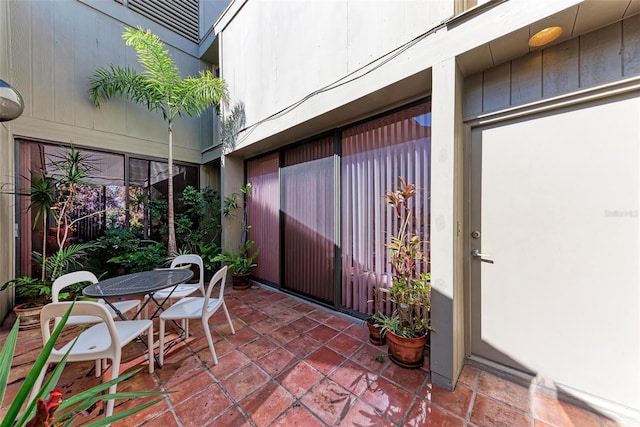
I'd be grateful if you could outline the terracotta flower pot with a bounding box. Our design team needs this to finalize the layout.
[232,273,251,290]
[386,329,428,369]
[13,303,43,331]
[366,317,386,346]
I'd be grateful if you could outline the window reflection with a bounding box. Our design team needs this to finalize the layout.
[17,140,198,276]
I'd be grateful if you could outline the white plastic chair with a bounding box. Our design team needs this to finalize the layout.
[52,271,140,325]
[144,254,205,332]
[29,301,154,418]
[159,265,235,365]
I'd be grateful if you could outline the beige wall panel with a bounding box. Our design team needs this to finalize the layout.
[0,0,13,321]
[9,0,212,163]
[623,14,640,76]
[482,62,510,112]
[31,0,55,122]
[572,0,630,35]
[511,51,542,105]
[53,5,76,126]
[9,1,32,119]
[542,38,580,98]
[579,23,622,88]
[0,122,15,321]
[626,0,640,16]
[490,27,530,67]
[73,4,103,129]
[91,14,129,135]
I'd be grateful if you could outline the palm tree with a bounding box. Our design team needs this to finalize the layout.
[88,27,228,254]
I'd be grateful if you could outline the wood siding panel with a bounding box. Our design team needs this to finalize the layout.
[8,0,211,161]
[511,51,542,106]
[92,16,128,135]
[482,62,510,112]
[53,5,75,125]
[463,72,483,118]
[10,1,32,118]
[623,14,640,76]
[579,23,622,88]
[542,38,580,98]
[73,6,99,129]
[31,1,54,121]
[464,18,640,118]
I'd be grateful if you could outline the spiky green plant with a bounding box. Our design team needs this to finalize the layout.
[88,26,229,255]
[0,304,165,426]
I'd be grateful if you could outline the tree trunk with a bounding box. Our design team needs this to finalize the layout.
[167,121,177,255]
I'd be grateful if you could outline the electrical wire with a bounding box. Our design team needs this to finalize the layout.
[231,15,451,146]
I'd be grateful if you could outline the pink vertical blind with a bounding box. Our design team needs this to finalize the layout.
[341,101,431,315]
[247,153,280,284]
[282,137,335,304]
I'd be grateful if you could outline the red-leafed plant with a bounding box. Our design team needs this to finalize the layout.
[373,177,431,338]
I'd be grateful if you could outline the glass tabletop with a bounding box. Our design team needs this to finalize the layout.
[83,269,194,298]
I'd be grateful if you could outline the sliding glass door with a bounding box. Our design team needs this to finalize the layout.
[247,153,280,284]
[341,101,431,315]
[281,137,335,304]
[243,100,431,316]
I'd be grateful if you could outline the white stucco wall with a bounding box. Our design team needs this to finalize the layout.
[219,0,453,151]
[218,0,583,152]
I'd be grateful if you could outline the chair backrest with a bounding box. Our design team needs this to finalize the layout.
[203,266,228,316]
[170,254,205,294]
[52,271,99,303]
[40,301,120,349]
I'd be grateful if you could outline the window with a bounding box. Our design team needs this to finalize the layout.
[244,100,431,316]
[16,140,198,276]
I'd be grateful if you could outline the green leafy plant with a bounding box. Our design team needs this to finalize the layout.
[198,241,222,275]
[86,229,140,278]
[108,242,168,274]
[373,177,432,338]
[213,240,259,275]
[215,184,259,276]
[175,186,222,253]
[0,304,165,426]
[89,26,228,255]
[375,353,386,363]
[2,146,102,306]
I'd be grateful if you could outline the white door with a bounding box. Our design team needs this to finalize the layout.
[469,92,640,411]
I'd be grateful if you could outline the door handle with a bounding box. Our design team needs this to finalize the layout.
[471,249,494,264]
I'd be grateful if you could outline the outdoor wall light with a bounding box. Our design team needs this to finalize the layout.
[0,79,24,122]
[528,26,563,48]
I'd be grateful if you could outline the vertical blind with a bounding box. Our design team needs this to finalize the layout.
[282,137,335,304]
[341,101,431,314]
[242,101,431,315]
[247,153,280,284]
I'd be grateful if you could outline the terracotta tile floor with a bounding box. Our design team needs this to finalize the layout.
[0,285,635,426]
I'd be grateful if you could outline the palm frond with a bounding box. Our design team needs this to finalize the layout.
[173,71,229,118]
[88,65,162,113]
[123,27,179,100]
[40,242,98,280]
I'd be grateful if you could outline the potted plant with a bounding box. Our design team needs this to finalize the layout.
[366,285,386,346]
[213,240,259,290]
[214,183,259,290]
[373,177,432,368]
[2,146,99,328]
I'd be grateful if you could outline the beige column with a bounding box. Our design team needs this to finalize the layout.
[220,153,245,252]
[0,0,16,319]
[429,56,465,390]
